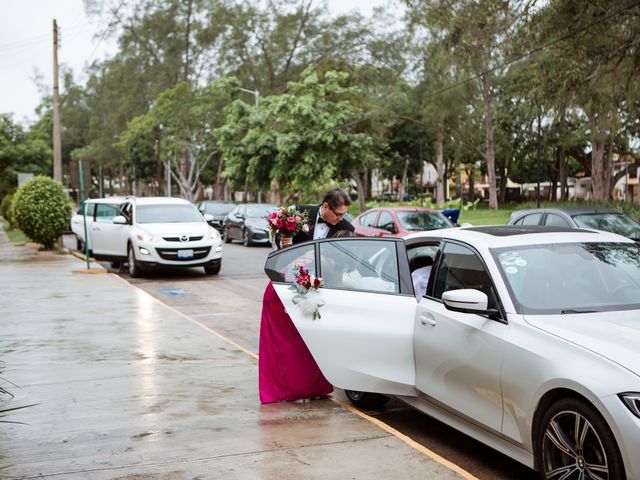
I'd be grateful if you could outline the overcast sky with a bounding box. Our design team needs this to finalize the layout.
[0,0,395,125]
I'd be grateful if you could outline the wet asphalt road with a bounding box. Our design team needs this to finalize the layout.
[64,234,538,480]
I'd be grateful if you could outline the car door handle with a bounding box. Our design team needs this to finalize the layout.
[419,314,437,327]
[92,227,100,231]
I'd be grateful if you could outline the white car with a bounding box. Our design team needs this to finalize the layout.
[264,226,640,479]
[71,197,126,251]
[75,197,222,276]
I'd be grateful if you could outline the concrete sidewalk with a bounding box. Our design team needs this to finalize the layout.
[0,231,464,479]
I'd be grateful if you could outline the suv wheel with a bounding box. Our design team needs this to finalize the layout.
[127,243,142,278]
[344,390,390,410]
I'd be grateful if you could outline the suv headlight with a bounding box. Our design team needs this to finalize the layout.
[619,392,640,419]
[136,233,158,243]
[207,229,221,241]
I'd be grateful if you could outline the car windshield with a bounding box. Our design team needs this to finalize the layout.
[493,242,640,314]
[396,211,452,231]
[246,206,276,218]
[137,204,203,223]
[572,213,640,240]
[203,203,234,215]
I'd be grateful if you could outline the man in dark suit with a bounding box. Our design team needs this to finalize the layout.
[280,188,355,247]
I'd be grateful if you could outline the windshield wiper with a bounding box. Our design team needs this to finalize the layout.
[561,309,599,314]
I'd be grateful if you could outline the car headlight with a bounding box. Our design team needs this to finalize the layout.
[136,233,158,243]
[207,228,221,241]
[619,392,640,419]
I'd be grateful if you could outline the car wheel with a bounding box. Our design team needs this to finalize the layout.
[204,262,221,275]
[538,397,625,480]
[76,236,84,251]
[127,244,142,278]
[344,390,390,410]
[223,229,231,243]
[242,229,252,247]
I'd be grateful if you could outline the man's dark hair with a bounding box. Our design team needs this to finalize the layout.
[322,188,352,208]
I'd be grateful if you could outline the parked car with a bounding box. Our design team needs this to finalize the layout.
[78,196,222,276]
[223,203,277,246]
[264,226,640,479]
[508,207,640,241]
[70,197,127,251]
[198,200,236,234]
[353,207,453,238]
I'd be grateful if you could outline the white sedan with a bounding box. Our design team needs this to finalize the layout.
[83,196,222,276]
[264,226,640,480]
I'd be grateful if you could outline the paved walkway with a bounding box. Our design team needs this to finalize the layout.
[0,230,465,479]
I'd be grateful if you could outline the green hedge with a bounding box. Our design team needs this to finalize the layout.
[11,176,72,248]
[0,192,15,226]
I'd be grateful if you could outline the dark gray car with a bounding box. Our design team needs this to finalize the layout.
[508,207,640,241]
[223,203,277,246]
[198,201,236,234]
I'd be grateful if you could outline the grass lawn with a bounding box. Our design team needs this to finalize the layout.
[458,207,514,226]
[1,219,30,243]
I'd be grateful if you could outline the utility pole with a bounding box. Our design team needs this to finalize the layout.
[52,19,63,182]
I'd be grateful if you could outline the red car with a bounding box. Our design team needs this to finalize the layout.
[353,207,454,238]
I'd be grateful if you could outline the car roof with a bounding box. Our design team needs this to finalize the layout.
[85,196,127,204]
[358,206,440,217]
[404,225,632,248]
[133,197,193,206]
[511,206,621,217]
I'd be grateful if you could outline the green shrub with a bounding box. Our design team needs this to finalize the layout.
[11,176,72,248]
[0,192,15,225]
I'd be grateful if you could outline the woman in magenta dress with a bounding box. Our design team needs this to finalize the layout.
[258,281,332,403]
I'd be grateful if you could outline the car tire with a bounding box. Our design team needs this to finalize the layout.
[537,397,625,480]
[344,390,390,410]
[204,262,221,275]
[223,229,231,244]
[242,229,252,247]
[127,243,142,278]
[76,236,84,251]
[110,261,121,269]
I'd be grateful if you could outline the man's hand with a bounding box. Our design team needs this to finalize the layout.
[280,235,293,248]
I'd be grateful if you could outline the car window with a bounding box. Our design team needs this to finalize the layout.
[204,203,235,215]
[320,240,399,294]
[544,213,570,227]
[377,212,395,231]
[265,244,316,283]
[397,211,452,231]
[573,213,640,240]
[83,202,96,218]
[95,203,120,223]
[520,213,542,226]
[359,211,378,227]
[431,242,499,310]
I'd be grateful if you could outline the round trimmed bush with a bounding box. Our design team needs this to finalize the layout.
[1,192,15,225]
[12,176,72,248]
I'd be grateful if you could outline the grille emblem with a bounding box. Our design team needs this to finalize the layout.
[179,235,189,242]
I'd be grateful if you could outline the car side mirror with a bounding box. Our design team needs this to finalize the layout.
[236,213,245,220]
[442,289,498,316]
[112,215,128,225]
[384,224,397,233]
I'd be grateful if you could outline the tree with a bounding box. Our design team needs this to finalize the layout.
[217,69,375,210]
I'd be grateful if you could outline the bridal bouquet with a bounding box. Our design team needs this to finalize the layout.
[289,264,325,320]
[267,205,310,238]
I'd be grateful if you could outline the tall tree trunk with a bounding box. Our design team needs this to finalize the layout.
[363,169,369,200]
[499,168,507,204]
[352,171,366,214]
[436,124,445,205]
[399,157,409,202]
[559,147,568,201]
[480,63,498,210]
[590,123,609,200]
[468,166,475,202]
[213,155,225,200]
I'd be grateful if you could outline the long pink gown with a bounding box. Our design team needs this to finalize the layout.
[259,282,333,403]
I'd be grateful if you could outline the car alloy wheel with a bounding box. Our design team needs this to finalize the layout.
[539,398,625,480]
[127,244,141,278]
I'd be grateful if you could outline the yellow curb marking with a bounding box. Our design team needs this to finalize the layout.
[110,271,477,480]
[72,269,108,274]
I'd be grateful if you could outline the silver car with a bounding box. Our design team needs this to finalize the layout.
[264,226,640,479]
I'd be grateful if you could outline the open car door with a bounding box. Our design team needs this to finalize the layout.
[265,237,418,396]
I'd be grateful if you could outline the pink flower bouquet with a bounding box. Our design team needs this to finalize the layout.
[267,205,310,238]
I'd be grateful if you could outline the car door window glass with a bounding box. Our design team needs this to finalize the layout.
[84,203,96,218]
[377,212,395,231]
[360,211,377,227]
[265,244,315,283]
[431,243,499,310]
[95,204,119,223]
[320,240,399,294]
[544,213,570,227]
[520,213,542,226]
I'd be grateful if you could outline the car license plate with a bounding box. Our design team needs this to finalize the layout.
[177,249,194,259]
